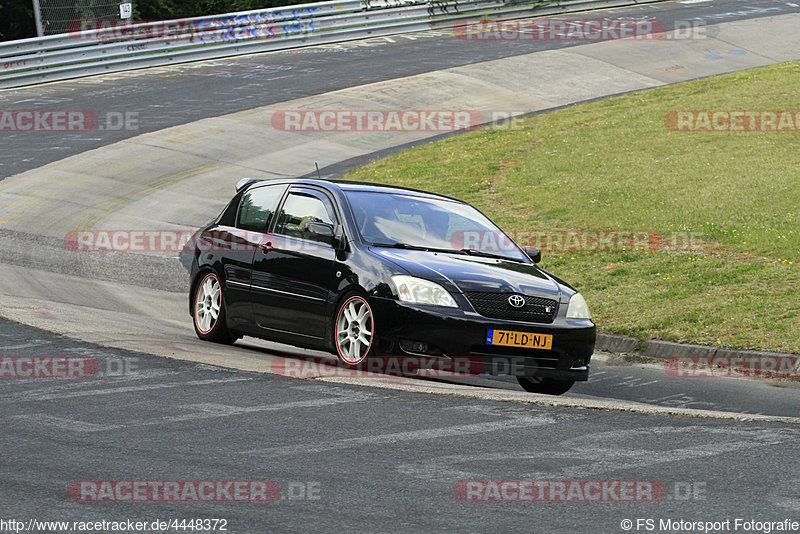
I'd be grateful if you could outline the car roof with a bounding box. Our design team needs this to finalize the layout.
[246,178,464,203]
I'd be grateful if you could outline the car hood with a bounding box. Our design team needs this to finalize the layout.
[370,248,565,300]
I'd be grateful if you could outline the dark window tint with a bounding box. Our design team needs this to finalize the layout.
[237,185,285,232]
[218,192,243,227]
[276,193,336,244]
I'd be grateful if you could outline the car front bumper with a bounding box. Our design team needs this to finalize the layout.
[369,296,596,382]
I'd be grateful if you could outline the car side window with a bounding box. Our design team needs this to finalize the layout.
[217,192,242,227]
[237,185,285,232]
[276,192,337,244]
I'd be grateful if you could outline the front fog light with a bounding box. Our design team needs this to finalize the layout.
[566,292,591,319]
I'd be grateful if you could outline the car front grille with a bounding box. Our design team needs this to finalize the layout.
[464,292,558,323]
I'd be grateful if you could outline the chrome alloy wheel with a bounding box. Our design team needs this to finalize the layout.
[194,273,221,334]
[336,296,374,365]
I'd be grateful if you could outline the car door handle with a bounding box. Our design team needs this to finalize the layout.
[260,241,273,253]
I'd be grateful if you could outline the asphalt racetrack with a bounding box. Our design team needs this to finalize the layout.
[1,0,800,532]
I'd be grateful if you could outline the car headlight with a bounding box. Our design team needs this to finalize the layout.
[391,275,458,308]
[566,292,591,319]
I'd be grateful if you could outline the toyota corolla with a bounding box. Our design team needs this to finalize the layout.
[186,178,596,395]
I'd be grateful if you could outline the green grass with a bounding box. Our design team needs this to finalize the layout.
[345,61,800,354]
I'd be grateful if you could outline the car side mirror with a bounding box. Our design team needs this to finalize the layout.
[523,245,541,264]
[305,222,335,238]
[334,224,347,252]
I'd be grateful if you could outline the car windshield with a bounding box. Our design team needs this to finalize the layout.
[344,190,528,262]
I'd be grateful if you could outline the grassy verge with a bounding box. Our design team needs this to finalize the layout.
[344,61,800,354]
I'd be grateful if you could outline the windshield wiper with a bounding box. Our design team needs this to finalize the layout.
[371,242,468,254]
[371,242,428,250]
[370,243,521,262]
[371,243,525,262]
[459,248,522,262]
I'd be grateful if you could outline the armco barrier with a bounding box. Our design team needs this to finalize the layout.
[0,0,665,89]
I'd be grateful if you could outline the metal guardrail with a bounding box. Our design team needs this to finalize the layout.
[0,0,664,89]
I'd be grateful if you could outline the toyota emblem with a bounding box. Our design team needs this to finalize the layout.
[508,295,525,308]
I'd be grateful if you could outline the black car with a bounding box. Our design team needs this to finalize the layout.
[186,178,595,395]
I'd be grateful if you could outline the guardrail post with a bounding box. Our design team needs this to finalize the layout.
[32,0,44,38]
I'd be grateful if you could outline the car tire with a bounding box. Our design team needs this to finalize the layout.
[334,294,376,366]
[193,271,235,344]
[516,376,575,395]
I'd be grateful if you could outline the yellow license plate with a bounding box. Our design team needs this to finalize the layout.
[486,329,553,350]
